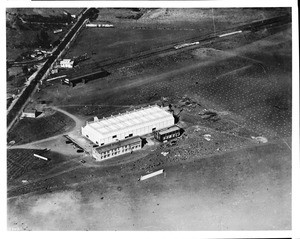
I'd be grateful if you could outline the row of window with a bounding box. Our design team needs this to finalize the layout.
[159,130,180,137]
[95,141,104,146]
[100,144,140,156]
[112,133,135,140]
[100,144,141,159]
[125,133,133,139]
[162,133,180,140]
[90,133,135,145]
[101,144,139,155]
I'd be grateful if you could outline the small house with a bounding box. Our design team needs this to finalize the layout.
[22,108,40,118]
[60,59,74,68]
[154,125,181,142]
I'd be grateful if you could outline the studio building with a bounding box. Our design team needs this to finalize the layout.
[82,105,174,146]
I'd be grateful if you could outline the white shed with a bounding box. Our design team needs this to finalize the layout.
[60,59,74,68]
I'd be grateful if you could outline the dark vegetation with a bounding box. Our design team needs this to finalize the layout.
[20,14,73,25]
[36,30,51,48]
[7,112,75,145]
[7,149,69,181]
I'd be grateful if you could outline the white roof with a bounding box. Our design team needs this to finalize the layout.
[61,59,73,63]
[84,105,173,137]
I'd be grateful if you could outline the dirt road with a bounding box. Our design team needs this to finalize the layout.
[10,106,83,150]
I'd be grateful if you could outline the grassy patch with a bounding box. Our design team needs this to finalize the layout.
[7,111,75,145]
[7,149,67,181]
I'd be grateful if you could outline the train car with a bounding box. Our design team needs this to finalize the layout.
[154,125,181,142]
[86,23,98,27]
[174,41,199,49]
[53,29,63,34]
[98,24,114,28]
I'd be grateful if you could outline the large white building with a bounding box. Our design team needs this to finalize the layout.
[81,105,174,146]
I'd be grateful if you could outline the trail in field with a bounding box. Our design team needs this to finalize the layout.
[49,106,84,130]
[56,104,134,108]
[80,59,252,103]
[215,64,253,80]
[10,106,83,149]
[7,164,84,197]
[282,137,291,151]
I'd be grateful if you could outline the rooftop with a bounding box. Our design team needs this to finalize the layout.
[23,108,37,113]
[85,105,174,136]
[61,59,73,63]
[95,136,141,153]
[158,125,181,135]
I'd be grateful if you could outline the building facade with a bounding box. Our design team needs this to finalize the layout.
[92,136,142,161]
[154,125,181,142]
[82,105,174,146]
[22,109,39,118]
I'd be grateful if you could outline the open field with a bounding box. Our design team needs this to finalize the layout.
[65,8,290,65]
[7,8,292,230]
[96,8,289,28]
[7,149,71,181]
[8,140,290,230]
[7,111,76,145]
[39,24,291,140]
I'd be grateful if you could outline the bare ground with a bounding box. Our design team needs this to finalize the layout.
[7,140,290,230]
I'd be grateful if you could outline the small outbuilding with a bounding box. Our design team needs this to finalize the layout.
[154,125,181,142]
[60,59,74,68]
[22,108,40,118]
[53,29,63,34]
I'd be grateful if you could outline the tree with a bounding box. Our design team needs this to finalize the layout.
[22,66,29,75]
[36,30,51,48]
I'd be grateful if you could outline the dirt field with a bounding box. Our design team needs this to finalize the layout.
[96,8,289,28]
[65,8,290,65]
[7,8,292,231]
[8,140,290,230]
[7,111,76,145]
[7,149,72,181]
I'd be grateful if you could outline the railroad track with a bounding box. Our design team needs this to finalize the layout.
[7,13,291,131]
[77,14,291,72]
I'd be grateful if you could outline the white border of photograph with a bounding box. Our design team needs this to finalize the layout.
[1,0,298,238]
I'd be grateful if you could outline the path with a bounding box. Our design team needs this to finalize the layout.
[10,106,83,150]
